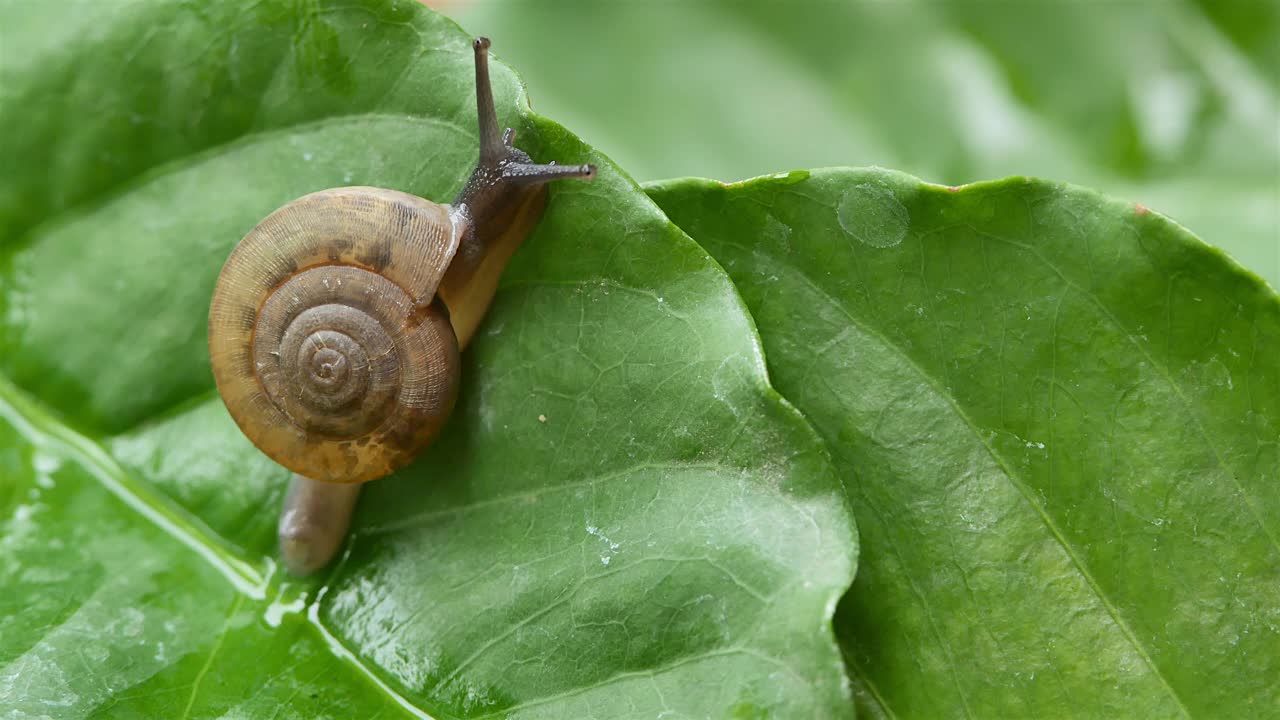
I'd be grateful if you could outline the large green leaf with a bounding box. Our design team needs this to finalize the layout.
[648,169,1280,718]
[0,1,856,716]
[453,0,1280,288]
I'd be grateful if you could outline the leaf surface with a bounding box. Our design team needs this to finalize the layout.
[648,169,1280,718]
[0,2,856,717]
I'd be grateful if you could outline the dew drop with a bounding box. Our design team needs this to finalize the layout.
[837,181,909,249]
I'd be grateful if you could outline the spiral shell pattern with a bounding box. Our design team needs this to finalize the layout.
[209,187,461,484]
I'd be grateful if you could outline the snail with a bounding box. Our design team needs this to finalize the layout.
[208,37,595,576]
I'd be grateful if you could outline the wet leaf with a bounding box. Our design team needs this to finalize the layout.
[0,2,855,716]
[648,169,1280,718]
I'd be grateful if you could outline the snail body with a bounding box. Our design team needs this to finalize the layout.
[207,38,594,575]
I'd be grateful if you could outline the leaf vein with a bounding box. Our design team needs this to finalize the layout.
[770,254,1194,718]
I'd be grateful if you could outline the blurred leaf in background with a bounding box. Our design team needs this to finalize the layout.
[452,0,1279,286]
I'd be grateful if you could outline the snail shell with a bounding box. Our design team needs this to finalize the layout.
[207,36,595,575]
[208,187,461,484]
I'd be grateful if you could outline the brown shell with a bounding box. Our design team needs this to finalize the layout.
[209,187,461,484]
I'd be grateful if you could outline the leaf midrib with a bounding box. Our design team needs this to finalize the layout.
[0,371,434,720]
[0,373,263,595]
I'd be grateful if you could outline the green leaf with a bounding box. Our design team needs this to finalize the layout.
[0,1,856,716]
[0,388,397,718]
[647,169,1280,718]
[453,0,1280,287]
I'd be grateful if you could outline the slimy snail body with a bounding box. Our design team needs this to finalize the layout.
[208,38,594,575]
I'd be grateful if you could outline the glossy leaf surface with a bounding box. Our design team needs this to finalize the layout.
[648,169,1280,718]
[0,2,856,717]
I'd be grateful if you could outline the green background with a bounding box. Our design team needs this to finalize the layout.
[451,0,1279,288]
